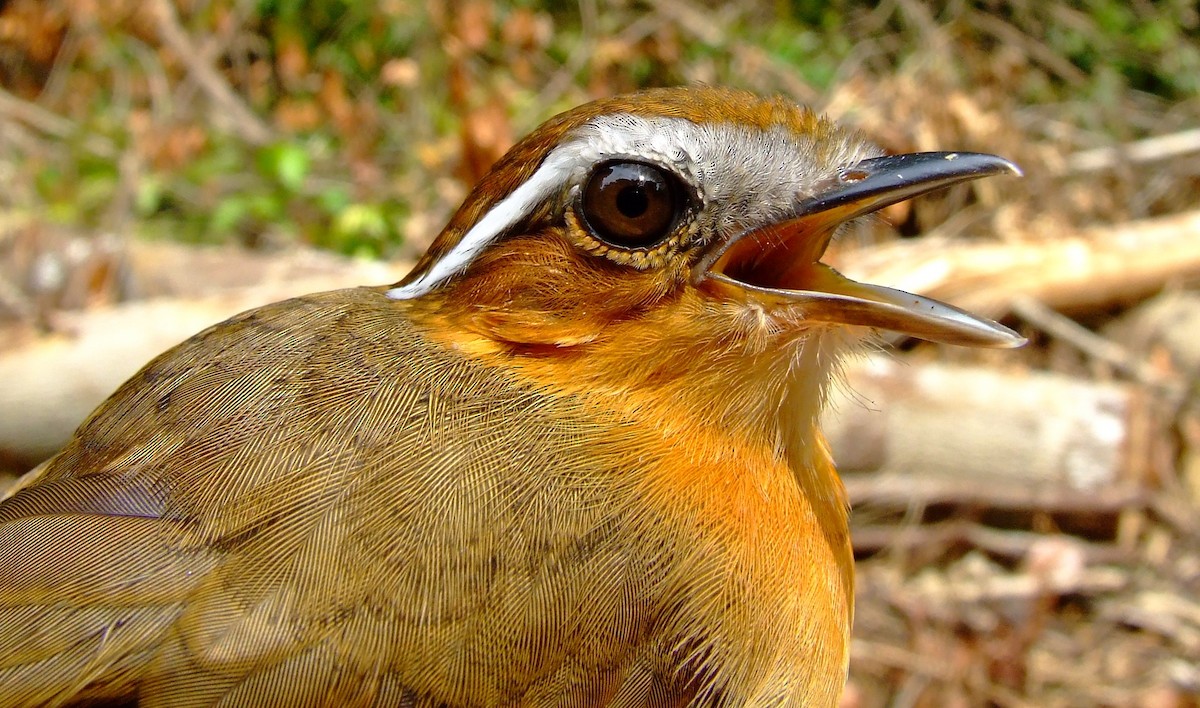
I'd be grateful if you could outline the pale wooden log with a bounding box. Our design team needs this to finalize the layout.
[118,240,408,299]
[833,210,1200,317]
[0,258,406,466]
[825,355,1137,502]
[906,564,1129,606]
[843,475,1144,515]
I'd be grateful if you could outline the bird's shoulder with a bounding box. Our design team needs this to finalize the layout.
[2,286,514,521]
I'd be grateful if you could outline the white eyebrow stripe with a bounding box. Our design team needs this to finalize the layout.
[387,114,714,300]
[386,147,582,300]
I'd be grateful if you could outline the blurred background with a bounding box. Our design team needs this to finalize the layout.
[1,0,1198,704]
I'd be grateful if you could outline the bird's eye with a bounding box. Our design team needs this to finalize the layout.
[580,161,683,249]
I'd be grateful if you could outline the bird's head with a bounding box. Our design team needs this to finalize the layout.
[389,87,1021,436]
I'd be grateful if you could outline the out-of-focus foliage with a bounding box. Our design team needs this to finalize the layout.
[0,0,1197,258]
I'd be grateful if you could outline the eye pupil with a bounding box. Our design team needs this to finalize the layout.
[616,186,649,218]
[580,161,683,249]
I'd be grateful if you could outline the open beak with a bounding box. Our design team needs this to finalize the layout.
[698,152,1025,348]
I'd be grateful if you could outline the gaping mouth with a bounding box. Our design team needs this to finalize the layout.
[697,152,1025,348]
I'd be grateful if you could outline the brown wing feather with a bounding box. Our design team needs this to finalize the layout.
[0,287,695,706]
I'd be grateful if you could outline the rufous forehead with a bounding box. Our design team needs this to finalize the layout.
[537,86,832,146]
[595,87,827,135]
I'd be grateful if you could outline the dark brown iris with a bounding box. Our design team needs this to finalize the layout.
[580,161,682,248]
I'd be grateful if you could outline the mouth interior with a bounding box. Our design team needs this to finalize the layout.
[694,152,1026,349]
[708,217,835,293]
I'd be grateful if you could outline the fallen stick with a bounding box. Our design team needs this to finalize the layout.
[1062,127,1200,174]
[906,566,1128,605]
[833,209,1200,316]
[826,355,1137,495]
[0,257,405,466]
[842,475,1144,515]
[851,522,1131,564]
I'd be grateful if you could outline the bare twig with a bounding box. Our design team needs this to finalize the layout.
[0,88,116,157]
[845,475,1144,514]
[851,638,959,683]
[1149,493,1200,539]
[532,0,602,115]
[970,12,1088,87]
[1011,295,1181,398]
[1063,128,1200,174]
[1100,591,1200,655]
[37,19,83,105]
[149,0,273,145]
[851,639,1041,708]
[852,522,1130,565]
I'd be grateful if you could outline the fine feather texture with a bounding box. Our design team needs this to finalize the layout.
[0,286,853,707]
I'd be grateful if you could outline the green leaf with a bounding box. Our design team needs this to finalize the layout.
[135,176,164,216]
[211,197,250,234]
[317,186,352,214]
[248,193,285,221]
[258,143,311,192]
[333,203,388,241]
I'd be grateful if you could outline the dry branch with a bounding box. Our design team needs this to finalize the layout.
[834,210,1200,316]
[0,87,117,157]
[825,356,1137,496]
[149,0,274,145]
[907,565,1128,606]
[0,246,404,465]
[843,475,1143,515]
[1063,127,1200,174]
[851,523,1132,564]
[1010,296,1174,394]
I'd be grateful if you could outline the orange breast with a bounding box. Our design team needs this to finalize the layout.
[607,395,854,705]
[413,295,855,704]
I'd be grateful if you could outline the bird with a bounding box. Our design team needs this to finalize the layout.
[0,86,1022,707]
